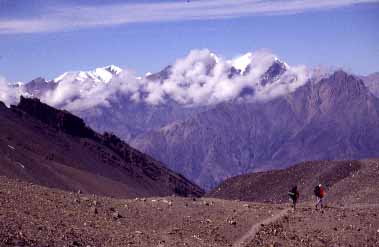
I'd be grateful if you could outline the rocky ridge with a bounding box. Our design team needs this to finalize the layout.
[0,97,204,198]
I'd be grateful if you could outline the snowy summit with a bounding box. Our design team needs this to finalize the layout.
[53,65,123,83]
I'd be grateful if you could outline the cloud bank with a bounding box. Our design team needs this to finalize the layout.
[30,49,310,112]
[0,76,20,106]
[1,0,378,34]
[42,70,142,112]
[142,49,309,106]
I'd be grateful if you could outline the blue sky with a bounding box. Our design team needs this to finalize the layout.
[0,0,378,82]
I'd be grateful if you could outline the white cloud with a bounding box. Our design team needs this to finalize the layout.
[1,0,378,34]
[0,76,19,106]
[41,70,142,111]
[145,49,310,106]
[3,49,311,111]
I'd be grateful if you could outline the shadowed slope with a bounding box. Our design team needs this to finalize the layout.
[0,97,204,198]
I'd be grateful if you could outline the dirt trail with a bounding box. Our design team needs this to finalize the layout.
[232,208,290,247]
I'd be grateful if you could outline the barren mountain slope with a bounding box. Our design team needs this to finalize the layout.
[207,159,379,206]
[0,97,203,198]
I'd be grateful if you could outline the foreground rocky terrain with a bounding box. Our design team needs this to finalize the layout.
[1,175,378,247]
[0,176,284,247]
[250,204,379,247]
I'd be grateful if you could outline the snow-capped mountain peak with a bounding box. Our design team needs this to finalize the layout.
[229,52,253,74]
[53,65,123,83]
[103,65,123,75]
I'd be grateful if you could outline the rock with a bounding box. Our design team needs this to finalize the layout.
[72,240,81,246]
[81,197,90,202]
[228,220,237,225]
[112,211,122,219]
[12,240,26,246]
[168,227,180,235]
[90,207,98,214]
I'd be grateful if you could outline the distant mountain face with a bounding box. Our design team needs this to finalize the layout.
[132,71,379,189]
[361,72,379,97]
[0,96,204,198]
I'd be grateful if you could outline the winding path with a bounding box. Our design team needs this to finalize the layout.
[232,208,290,247]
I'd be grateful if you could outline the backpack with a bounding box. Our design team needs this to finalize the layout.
[319,187,325,198]
[314,186,320,197]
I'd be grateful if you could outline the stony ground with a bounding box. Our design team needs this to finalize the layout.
[249,204,379,247]
[1,176,379,247]
[0,176,283,247]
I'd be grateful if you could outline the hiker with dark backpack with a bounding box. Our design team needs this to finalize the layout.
[288,186,300,210]
[314,184,325,209]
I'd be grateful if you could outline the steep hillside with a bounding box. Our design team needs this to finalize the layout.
[133,71,379,189]
[207,159,379,206]
[0,97,204,198]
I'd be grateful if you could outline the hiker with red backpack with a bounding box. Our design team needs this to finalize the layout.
[288,186,300,210]
[314,184,325,209]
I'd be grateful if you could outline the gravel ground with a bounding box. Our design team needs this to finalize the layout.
[0,176,283,247]
[250,204,379,247]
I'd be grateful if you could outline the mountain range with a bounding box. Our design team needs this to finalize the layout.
[132,70,379,188]
[12,50,379,189]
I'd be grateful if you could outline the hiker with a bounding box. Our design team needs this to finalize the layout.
[314,184,325,209]
[288,186,300,210]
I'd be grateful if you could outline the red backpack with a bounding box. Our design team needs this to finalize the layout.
[319,186,325,198]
